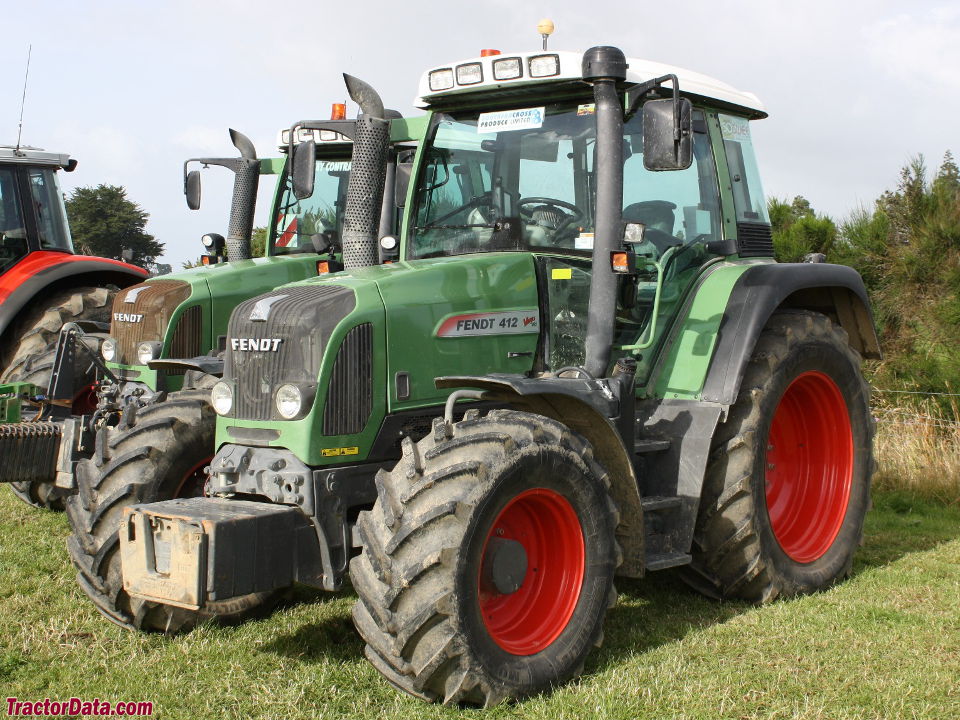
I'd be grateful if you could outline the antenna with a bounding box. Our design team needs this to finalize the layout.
[15,45,32,155]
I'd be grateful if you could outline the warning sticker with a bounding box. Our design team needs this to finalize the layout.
[477,107,545,133]
[574,232,594,250]
[321,446,359,457]
[577,103,596,116]
[436,310,539,337]
[551,268,573,280]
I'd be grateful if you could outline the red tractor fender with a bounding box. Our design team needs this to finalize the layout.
[0,251,148,345]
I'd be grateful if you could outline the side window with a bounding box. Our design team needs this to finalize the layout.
[719,114,770,224]
[622,110,721,256]
[28,168,73,251]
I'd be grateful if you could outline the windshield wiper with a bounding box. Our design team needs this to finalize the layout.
[414,222,499,230]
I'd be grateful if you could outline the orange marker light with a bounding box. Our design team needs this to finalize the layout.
[201,255,211,266]
[317,260,330,274]
[480,49,501,57]
[331,103,347,120]
[611,252,630,273]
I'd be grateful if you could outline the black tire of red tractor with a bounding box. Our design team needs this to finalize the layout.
[1,285,115,379]
[2,286,116,510]
[681,310,874,603]
[351,409,621,707]
[65,384,275,633]
[3,334,105,510]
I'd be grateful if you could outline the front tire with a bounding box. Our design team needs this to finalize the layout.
[65,384,274,632]
[684,311,873,602]
[351,409,620,706]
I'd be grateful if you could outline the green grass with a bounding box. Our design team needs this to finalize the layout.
[2,489,959,720]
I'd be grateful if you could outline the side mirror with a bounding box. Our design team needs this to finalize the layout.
[292,140,316,200]
[185,169,201,210]
[643,97,693,171]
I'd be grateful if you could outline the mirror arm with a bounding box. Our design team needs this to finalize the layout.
[624,73,680,126]
[285,119,358,156]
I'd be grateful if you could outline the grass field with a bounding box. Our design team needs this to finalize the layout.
[1,486,958,720]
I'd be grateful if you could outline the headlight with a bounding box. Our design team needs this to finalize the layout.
[528,54,560,78]
[136,341,162,365]
[101,337,117,362]
[211,381,233,416]
[428,68,454,91]
[275,383,304,420]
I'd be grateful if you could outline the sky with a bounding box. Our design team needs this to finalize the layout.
[2,0,958,268]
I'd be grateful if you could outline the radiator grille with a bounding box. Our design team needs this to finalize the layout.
[166,304,204,375]
[323,323,373,436]
[737,222,774,257]
[111,280,191,364]
[225,284,356,420]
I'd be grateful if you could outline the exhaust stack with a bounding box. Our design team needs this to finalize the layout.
[582,47,627,378]
[341,74,390,269]
[224,129,260,262]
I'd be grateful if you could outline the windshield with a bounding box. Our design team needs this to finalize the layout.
[270,155,351,255]
[0,167,29,273]
[409,102,721,260]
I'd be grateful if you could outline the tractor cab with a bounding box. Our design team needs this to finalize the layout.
[0,146,76,275]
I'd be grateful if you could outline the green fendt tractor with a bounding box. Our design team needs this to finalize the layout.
[114,48,879,706]
[63,101,422,628]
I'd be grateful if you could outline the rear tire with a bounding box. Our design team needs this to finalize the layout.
[351,409,620,706]
[65,382,274,632]
[2,285,116,510]
[684,311,873,602]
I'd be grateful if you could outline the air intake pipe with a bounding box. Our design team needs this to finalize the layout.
[582,46,627,378]
[341,74,391,269]
[225,129,260,262]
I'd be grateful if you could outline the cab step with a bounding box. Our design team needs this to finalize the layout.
[634,437,672,454]
[645,551,692,572]
[640,495,681,512]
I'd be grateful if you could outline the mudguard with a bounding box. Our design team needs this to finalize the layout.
[700,262,880,406]
[0,252,147,345]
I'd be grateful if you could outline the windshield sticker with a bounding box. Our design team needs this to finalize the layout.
[436,310,539,337]
[720,115,751,143]
[577,103,596,116]
[575,232,595,250]
[317,161,350,172]
[551,268,573,280]
[477,107,545,133]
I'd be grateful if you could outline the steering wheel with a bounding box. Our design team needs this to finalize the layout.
[518,197,584,225]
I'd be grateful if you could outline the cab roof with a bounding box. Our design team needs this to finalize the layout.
[0,145,75,168]
[416,49,766,119]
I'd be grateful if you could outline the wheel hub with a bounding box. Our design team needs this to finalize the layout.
[482,537,528,595]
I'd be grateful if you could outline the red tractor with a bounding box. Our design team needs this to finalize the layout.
[0,144,147,505]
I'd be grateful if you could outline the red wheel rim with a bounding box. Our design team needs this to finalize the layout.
[765,371,854,563]
[478,488,584,655]
[173,457,211,498]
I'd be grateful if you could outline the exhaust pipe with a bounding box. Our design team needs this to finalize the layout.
[225,129,260,262]
[341,74,390,269]
[582,47,627,378]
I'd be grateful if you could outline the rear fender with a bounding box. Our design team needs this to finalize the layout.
[0,253,147,349]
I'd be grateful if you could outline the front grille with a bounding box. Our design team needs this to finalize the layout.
[111,280,191,364]
[225,284,356,420]
[737,222,774,257]
[166,305,203,375]
[323,323,373,436]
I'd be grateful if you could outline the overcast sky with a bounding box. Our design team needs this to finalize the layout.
[3,0,958,267]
